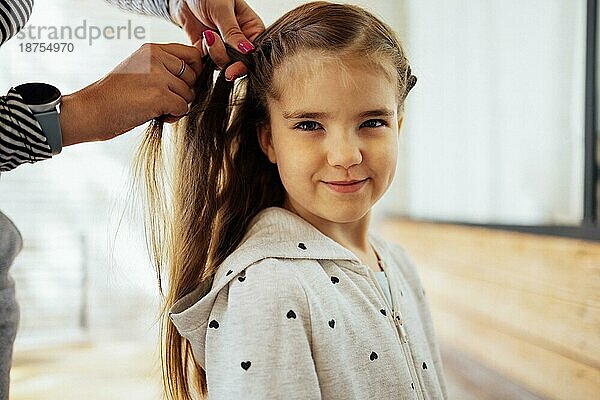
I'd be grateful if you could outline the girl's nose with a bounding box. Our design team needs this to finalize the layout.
[326,131,363,169]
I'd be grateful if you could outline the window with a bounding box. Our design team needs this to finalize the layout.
[378,0,599,241]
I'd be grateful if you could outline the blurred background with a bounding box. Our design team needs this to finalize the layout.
[0,0,598,399]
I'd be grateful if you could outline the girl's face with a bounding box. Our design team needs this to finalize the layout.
[258,52,403,224]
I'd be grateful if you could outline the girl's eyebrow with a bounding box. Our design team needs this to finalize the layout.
[282,108,395,120]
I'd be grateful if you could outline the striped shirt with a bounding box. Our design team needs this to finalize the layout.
[0,0,172,172]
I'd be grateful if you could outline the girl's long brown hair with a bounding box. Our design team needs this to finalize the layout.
[133,2,417,399]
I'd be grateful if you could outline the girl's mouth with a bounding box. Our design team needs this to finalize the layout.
[324,178,369,193]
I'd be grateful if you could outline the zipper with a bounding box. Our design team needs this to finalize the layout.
[365,263,425,400]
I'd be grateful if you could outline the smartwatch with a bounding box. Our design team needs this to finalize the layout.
[14,83,63,155]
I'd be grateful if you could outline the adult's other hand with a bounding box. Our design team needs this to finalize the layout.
[60,42,203,146]
[169,0,265,80]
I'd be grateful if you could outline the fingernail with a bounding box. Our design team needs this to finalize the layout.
[237,40,254,54]
[203,30,215,46]
[225,73,237,82]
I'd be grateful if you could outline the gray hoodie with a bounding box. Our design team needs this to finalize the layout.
[169,207,448,399]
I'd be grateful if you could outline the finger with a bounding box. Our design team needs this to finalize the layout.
[164,115,183,124]
[235,0,266,42]
[165,92,190,117]
[159,43,204,75]
[163,54,197,87]
[212,6,254,54]
[179,2,211,45]
[225,62,249,81]
[202,30,230,70]
[167,75,195,104]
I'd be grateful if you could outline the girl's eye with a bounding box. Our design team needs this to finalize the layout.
[361,119,388,128]
[294,121,322,131]
[293,119,388,132]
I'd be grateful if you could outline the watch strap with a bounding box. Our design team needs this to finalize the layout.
[35,110,63,155]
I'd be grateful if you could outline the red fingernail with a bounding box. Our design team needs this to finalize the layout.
[203,30,215,46]
[237,40,254,54]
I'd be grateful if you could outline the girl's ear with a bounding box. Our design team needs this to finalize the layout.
[257,123,277,164]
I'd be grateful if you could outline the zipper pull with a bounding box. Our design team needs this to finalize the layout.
[392,309,409,343]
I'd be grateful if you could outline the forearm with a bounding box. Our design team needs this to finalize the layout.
[0,90,52,172]
[59,87,102,147]
[104,0,177,24]
[59,80,132,147]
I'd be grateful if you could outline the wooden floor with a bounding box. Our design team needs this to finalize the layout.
[10,339,163,400]
[441,342,546,400]
[9,339,548,399]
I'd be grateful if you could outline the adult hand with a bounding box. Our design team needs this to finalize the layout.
[60,42,203,146]
[169,0,265,80]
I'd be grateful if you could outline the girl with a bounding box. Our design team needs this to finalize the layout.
[135,1,447,399]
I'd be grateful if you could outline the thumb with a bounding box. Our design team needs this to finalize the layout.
[214,12,254,54]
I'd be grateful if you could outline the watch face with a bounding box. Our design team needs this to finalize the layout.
[14,82,61,106]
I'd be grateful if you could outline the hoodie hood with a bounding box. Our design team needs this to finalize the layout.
[168,206,393,365]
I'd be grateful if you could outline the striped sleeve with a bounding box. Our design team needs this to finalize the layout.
[104,0,178,25]
[0,0,53,173]
[0,0,33,47]
[0,89,52,172]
